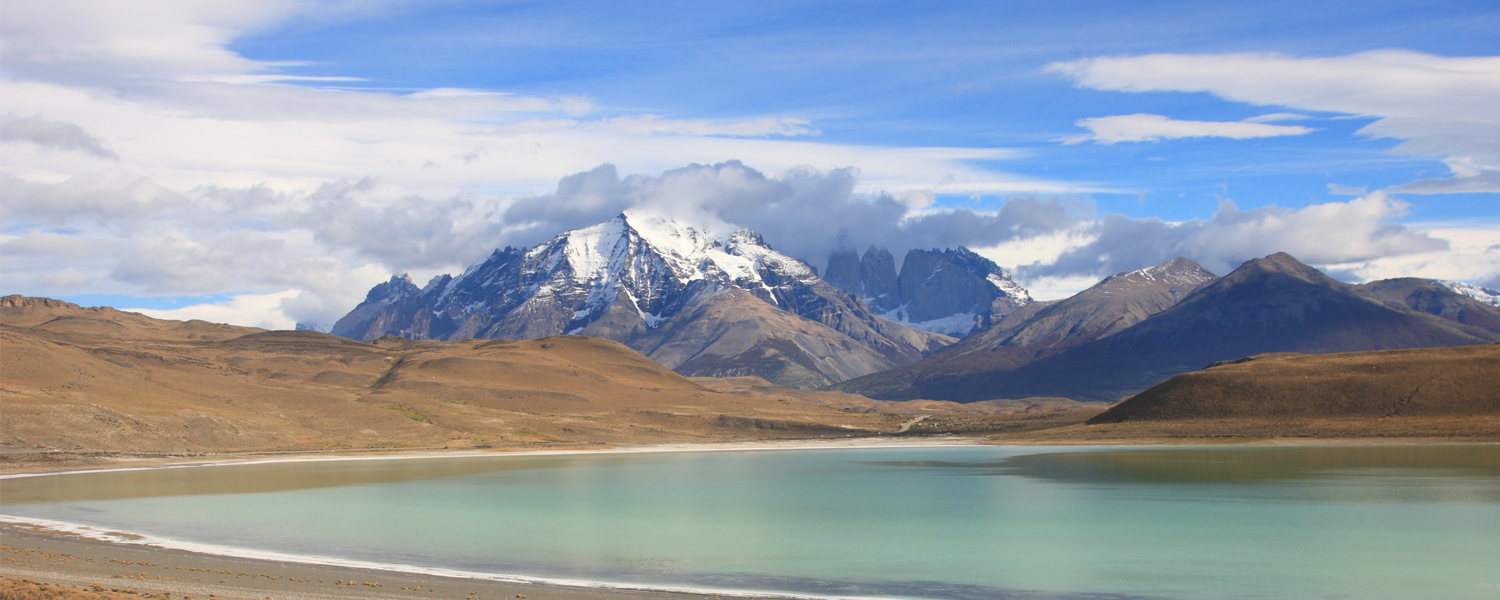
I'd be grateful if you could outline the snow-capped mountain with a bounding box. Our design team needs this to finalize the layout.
[824,246,1032,336]
[1435,280,1500,307]
[332,212,953,388]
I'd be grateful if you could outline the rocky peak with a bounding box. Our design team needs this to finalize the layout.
[364,274,421,304]
[1230,252,1337,286]
[0,295,83,309]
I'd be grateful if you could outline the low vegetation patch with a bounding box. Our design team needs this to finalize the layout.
[383,403,430,422]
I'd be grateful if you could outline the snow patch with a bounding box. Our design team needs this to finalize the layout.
[1434,279,1500,307]
[879,305,979,336]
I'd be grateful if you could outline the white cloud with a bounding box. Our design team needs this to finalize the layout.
[583,115,820,138]
[124,290,301,330]
[0,114,118,159]
[1390,171,1500,195]
[1063,113,1314,144]
[1327,183,1368,196]
[1048,50,1500,188]
[1019,192,1450,279]
[1319,223,1500,285]
[1243,112,1311,124]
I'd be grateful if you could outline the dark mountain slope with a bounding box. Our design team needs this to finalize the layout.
[837,257,1216,399]
[1356,278,1500,334]
[845,253,1498,402]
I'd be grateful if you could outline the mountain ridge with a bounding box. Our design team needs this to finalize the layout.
[331,212,953,388]
[838,253,1499,402]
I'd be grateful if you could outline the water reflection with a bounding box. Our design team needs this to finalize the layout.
[869,445,1500,486]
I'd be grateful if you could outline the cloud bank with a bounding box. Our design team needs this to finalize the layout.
[1049,50,1500,191]
[5,162,1474,327]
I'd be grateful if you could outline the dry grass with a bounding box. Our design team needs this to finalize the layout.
[1,301,903,472]
[0,578,157,600]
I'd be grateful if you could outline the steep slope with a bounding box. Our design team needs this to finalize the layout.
[845,253,1498,402]
[838,257,1216,398]
[2,298,895,456]
[824,246,1032,336]
[331,213,950,388]
[951,257,1217,357]
[1356,278,1500,334]
[1089,345,1500,423]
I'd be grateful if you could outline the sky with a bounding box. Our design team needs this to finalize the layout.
[2,0,1497,329]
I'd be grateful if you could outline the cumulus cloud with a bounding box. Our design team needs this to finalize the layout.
[1,162,1482,329]
[498,161,1084,268]
[124,290,302,330]
[0,114,118,159]
[1048,50,1500,189]
[1018,192,1448,279]
[1062,113,1314,144]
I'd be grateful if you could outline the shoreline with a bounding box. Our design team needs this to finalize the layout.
[0,436,1011,600]
[6,432,1492,479]
[0,436,984,480]
[6,436,1495,600]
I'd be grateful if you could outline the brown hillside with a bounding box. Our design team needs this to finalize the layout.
[1,298,898,462]
[1088,344,1500,423]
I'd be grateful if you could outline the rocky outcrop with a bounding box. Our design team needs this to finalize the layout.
[823,247,1031,336]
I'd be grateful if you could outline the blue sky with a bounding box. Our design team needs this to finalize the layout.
[2,0,1497,327]
[230,0,1498,219]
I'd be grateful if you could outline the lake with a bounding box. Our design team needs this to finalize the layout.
[3,444,1499,600]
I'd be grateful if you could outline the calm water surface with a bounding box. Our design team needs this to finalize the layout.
[4,445,1499,600]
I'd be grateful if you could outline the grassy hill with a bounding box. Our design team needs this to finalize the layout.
[1090,344,1500,423]
[1,296,898,466]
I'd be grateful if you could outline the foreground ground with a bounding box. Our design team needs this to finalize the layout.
[1,522,714,600]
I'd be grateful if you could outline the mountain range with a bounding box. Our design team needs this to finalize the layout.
[331,213,961,389]
[329,213,1500,402]
[822,246,1032,336]
[839,252,1500,402]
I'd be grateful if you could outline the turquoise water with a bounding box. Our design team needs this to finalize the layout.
[4,445,1500,600]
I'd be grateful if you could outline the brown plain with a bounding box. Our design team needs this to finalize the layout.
[1,298,904,471]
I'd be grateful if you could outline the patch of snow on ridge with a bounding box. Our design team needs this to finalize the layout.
[1435,280,1500,307]
[986,272,1033,304]
[878,304,980,336]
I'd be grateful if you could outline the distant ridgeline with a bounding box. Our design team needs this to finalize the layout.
[837,252,1500,402]
[325,211,1500,399]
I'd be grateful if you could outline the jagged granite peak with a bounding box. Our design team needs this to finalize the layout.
[822,247,863,293]
[822,246,1031,336]
[823,246,903,311]
[885,247,1032,336]
[859,246,901,313]
[331,212,952,388]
